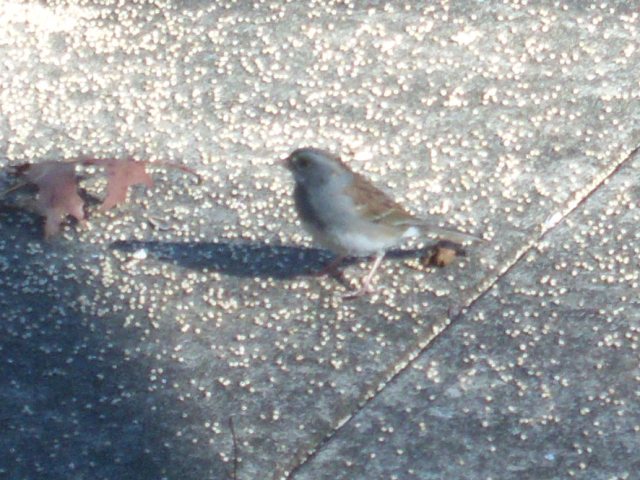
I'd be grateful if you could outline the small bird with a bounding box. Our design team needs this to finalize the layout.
[281,147,482,297]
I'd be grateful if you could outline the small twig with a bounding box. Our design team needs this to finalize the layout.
[81,157,203,184]
[229,416,238,480]
[0,180,29,199]
[153,160,202,182]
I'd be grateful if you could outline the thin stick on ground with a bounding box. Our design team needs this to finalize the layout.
[229,416,238,480]
[0,181,28,199]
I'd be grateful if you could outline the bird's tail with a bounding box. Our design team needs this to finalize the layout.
[410,222,485,244]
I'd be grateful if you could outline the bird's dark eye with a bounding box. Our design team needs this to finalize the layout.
[297,157,310,168]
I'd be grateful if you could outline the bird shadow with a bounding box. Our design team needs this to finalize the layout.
[109,240,457,279]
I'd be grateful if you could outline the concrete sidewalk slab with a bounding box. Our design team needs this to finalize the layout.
[0,1,639,479]
[293,149,640,480]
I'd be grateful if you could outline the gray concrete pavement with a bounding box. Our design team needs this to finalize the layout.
[0,1,639,479]
[294,150,640,480]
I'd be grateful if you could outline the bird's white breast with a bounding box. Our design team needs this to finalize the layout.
[329,229,401,255]
[301,173,411,256]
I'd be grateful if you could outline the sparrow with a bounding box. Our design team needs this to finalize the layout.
[281,147,482,297]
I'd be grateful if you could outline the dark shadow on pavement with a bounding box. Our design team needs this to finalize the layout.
[109,240,447,278]
[0,218,233,479]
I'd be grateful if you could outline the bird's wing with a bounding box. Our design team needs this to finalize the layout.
[410,221,484,243]
[344,172,484,244]
[343,172,415,225]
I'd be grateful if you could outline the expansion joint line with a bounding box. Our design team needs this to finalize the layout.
[285,144,640,479]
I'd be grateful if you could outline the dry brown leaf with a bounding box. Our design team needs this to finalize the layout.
[84,158,154,210]
[7,157,196,237]
[420,241,466,268]
[22,161,85,238]
[425,246,458,267]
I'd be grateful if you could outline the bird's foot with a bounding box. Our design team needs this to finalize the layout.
[341,281,380,300]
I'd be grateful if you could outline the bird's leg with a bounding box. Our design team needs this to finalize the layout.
[343,251,386,299]
[359,252,386,292]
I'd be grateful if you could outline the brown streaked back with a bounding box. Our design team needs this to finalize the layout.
[343,170,416,227]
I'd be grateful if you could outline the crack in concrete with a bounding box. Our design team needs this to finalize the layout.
[285,144,640,479]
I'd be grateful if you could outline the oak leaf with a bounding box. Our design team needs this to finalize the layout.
[84,158,154,210]
[22,161,86,238]
[4,158,197,238]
